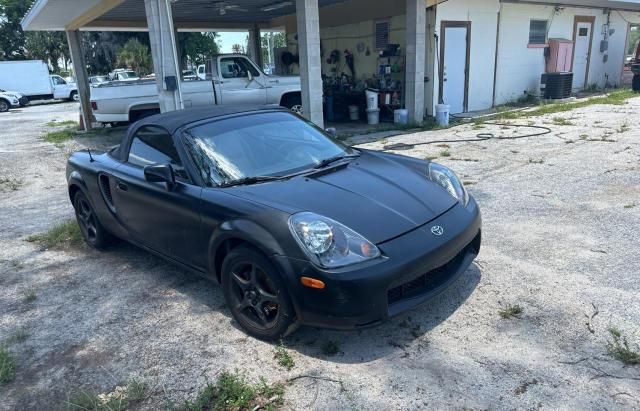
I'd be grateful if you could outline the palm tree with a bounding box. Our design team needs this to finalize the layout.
[117,38,152,75]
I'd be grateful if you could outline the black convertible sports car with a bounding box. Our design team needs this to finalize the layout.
[67,105,481,340]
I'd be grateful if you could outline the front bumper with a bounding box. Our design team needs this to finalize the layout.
[273,198,482,330]
[18,97,29,107]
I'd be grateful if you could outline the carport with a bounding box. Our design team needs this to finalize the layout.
[21,0,432,130]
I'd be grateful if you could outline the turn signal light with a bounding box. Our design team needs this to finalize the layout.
[301,277,325,289]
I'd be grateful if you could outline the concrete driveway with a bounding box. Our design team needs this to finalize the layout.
[0,98,639,409]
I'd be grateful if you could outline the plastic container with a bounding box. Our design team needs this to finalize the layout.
[348,105,360,121]
[366,108,380,125]
[365,88,379,110]
[394,109,408,125]
[435,104,450,127]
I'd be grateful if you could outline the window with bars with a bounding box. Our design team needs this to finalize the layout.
[529,20,548,45]
[374,19,390,50]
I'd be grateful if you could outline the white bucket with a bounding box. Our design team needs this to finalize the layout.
[366,108,380,125]
[365,89,379,110]
[348,105,359,121]
[394,109,408,125]
[435,104,450,127]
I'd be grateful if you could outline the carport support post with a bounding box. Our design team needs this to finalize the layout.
[249,23,263,69]
[144,0,183,113]
[296,0,324,128]
[66,30,92,131]
[405,0,426,125]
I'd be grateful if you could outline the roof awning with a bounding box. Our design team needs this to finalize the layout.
[502,0,640,12]
[22,0,349,31]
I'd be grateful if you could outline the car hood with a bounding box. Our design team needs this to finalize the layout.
[229,151,457,244]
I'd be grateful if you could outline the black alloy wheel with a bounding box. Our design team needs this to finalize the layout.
[73,191,112,249]
[222,245,295,340]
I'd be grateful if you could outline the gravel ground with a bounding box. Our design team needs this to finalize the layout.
[0,99,639,410]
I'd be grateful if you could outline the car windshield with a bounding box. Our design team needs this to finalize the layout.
[184,111,354,186]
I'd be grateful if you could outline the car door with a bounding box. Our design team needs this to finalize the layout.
[217,56,267,104]
[110,125,207,270]
[51,75,70,99]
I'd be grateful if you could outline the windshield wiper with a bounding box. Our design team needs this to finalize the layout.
[219,175,282,188]
[314,153,360,169]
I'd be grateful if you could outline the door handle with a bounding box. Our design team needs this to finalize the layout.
[116,181,128,191]
[269,79,279,84]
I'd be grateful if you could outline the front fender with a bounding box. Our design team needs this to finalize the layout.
[207,218,290,282]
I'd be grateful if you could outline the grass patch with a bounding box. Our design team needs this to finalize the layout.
[579,134,589,140]
[46,120,79,128]
[624,203,636,209]
[43,128,76,143]
[273,341,295,371]
[494,89,636,120]
[499,304,523,319]
[528,158,544,164]
[178,371,283,411]
[440,150,451,157]
[0,346,16,385]
[320,340,341,356]
[551,117,575,126]
[0,177,23,192]
[6,329,29,345]
[606,328,640,365]
[425,155,439,161]
[65,379,147,411]
[26,220,82,249]
[22,289,37,303]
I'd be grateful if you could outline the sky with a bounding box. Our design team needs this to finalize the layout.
[217,31,249,53]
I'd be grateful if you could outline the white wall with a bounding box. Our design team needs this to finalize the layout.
[429,0,500,113]
[495,4,640,105]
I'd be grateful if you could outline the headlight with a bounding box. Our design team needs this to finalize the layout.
[289,212,380,268]
[428,162,469,206]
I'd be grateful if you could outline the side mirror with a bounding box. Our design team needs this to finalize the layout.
[144,163,175,189]
[325,127,337,138]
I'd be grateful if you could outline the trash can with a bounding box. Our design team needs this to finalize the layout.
[435,104,450,127]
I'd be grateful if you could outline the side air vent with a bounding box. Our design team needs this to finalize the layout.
[98,174,115,212]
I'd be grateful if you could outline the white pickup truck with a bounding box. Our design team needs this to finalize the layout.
[90,54,302,124]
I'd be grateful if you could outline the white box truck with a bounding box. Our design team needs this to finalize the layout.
[0,60,78,102]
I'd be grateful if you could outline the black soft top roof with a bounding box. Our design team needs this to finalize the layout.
[134,104,287,134]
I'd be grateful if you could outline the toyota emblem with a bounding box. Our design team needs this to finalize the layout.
[431,225,444,236]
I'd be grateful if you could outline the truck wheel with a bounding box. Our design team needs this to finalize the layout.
[633,75,640,92]
[283,94,303,116]
[0,99,9,113]
[70,91,79,102]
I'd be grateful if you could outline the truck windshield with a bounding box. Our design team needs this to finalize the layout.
[183,111,354,187]
[120,71,138,79]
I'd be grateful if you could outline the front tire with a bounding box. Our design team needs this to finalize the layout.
[282,94,303,116]
[73,191,113,249]
[0,99,10,113]
[221,245,296,340]
[70,91,79,102]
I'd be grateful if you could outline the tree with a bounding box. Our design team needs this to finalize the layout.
[24,31,69,72]
[82,32,150,75]
[117,38,152,75]
[231,43,245,54]
[261,31,286,67]
[177,32,219,68]
[0,0,35,60]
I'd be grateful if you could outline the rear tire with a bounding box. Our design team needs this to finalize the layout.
[70,91,79,102]
[73,190,114,250]
[633,74,640,92]
[221,245,296,340]
[282,94,303,116]
[0,99,10,113]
